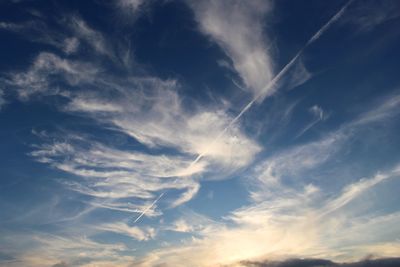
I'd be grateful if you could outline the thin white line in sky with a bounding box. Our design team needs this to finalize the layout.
[132,0,354,224]
[133,192,165,223]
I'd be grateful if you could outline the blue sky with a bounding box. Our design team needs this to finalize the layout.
[1,0,400,266]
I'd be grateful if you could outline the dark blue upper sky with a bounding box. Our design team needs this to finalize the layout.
[1,1,400,266]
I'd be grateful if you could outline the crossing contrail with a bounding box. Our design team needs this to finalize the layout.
[132,0,354,224]
[133,192,165,223]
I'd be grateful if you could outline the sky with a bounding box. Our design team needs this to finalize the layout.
[0,0,400,266]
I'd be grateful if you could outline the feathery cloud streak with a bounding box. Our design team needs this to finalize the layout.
[188,0,274,99]
[1,0,399,266]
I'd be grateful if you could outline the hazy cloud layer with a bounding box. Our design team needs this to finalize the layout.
[131,95,400,266]
[236,257,400,267]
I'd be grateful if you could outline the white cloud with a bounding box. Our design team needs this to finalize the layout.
[87,199,162,218]
[97,222,156,241]
[22,57,261,215]
[130,93,400,266]
[251,93,400,201]
[0,89,6,110]
[64,78,261,172]
[0,231,133,267]
[322,166,400,216]
[295,105,327,139]
[344,0,400,32]
[249,130,344,202]
[284,59,312,90]
[41,90,395,224]
[66,97,123,113]
[9,52,98,99]
[67,16,112,58]
[133,164,400,267]
[169,183,200,208]
[353,93,400,125]
[3,3,399,266]
[0,21,25,31]
[117,0,145,14]
[0,13,125,61]
[0,20,67,50]
[309,105,325,120]
[168,219,194,233]
[165,210,220,234]
[0,20,79,56]
[188,0,274,100]
[62,37,79,54]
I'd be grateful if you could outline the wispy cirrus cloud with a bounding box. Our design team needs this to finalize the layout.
[7,52,99,99]
[1,1,400,266]
[343,0,400,32]
[0,13,129,63]
[11,49,261,216]
[295,105,328,139]
[131,93,400,266]
[0,13,262,260]
[133,163,400,267]
[0,88,6,109]
[321,167,400,217]
[96,222,156,241]
[250,92,400,202]
[0,230,134,267]
[188,0,275,100]
[66,15,112,58]
[0,20,80,54]
[117,0,146,15]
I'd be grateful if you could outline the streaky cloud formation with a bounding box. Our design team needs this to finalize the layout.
[14,49,261,223]
[9,52,98,99]
[188,0,274,100]
[0,20,79,54]
[96,222,156,241]
[343,0,400,32]
[132,165,400,267]
[117,0,145,14]
[66,16,112,58]
[294,105,327,139]
[133,0,355,222]
[132,95,400,267]
[0,0,399,266]
[0,88,5,109]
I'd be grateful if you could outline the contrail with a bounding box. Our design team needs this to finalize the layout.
[133,192,164,223]
[189,0,354,167]
[132,0,353,223]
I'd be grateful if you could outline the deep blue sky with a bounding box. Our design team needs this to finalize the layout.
[1,1,400,266]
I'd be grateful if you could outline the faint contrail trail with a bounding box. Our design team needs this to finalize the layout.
[133,192,165,223]
[187,0,354,168]
[132,0,354,224]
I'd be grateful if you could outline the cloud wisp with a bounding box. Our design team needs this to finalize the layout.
[132,163,400,267]
[1,0,400,266]
[0,5,262,242]
[188,0,274,99]
[295,105,328,139]
[132,0,355,223]
[131,92,400,266]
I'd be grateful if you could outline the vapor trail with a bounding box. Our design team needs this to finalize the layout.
[132,0,353,223]
[133,192,164,223]
[188,0,354,168]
